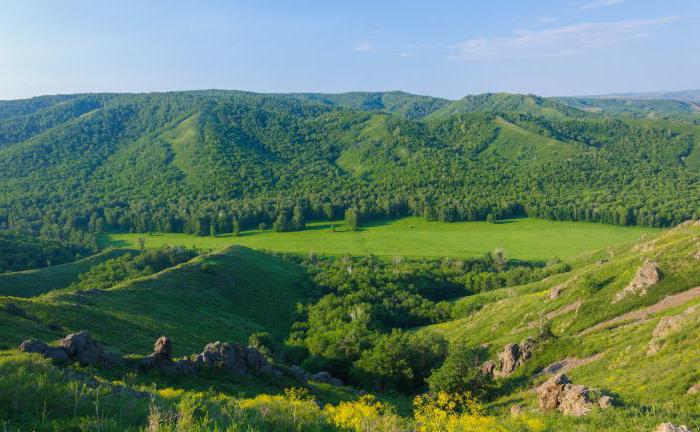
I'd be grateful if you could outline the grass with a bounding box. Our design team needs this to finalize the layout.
[0,248,134,298]
[100,217,659,262]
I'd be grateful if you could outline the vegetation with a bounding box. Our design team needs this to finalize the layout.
[101,217,658,261]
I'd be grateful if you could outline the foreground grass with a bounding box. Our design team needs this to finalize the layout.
[100,217,658,261]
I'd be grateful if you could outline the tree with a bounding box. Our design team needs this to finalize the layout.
[232,218,241,237]
[486,213,496,224]
[273,211,290,232]
[345,207,359,231]
[209,224,216,237]
[137,237,146,250]
[258,222,266,231]
[292,205,305,231]
[351,330,448,393]
[427,341,491,395]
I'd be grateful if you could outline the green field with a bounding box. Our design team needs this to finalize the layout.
[101,217,660,261]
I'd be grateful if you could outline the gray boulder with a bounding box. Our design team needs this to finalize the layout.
[655,423,691,432]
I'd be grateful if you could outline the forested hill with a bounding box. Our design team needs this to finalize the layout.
[0,90,699,243]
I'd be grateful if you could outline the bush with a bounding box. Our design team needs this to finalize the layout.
[426,342,491,396]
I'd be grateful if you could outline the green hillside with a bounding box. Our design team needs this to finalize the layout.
[0,245,312,354]
[0,248,132,298]
[424,222,700,428]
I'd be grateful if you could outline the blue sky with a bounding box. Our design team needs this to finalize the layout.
[1,0,698,100]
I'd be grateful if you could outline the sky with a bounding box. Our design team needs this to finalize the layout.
[1,0,698,100]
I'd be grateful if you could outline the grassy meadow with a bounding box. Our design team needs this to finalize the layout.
[101,217,659,261]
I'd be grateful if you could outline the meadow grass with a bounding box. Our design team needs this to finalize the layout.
[100,217,658,262]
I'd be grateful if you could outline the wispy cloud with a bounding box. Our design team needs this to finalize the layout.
[580,0,623,10]
[537,16,559,24]
[451,16,680,61]
[352,42,377,52]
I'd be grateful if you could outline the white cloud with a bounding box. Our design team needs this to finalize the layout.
[538,16,559,24]
[352,42,377,52]
[451,16,680,61]
[580,0,623,10]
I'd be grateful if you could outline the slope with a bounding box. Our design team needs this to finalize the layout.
[0,248,133,298]
[0,245,313,355]
[423,222,700,429]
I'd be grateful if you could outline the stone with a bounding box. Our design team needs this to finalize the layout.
[59,331,106,366]
[19,338,48,354]
[289,365,308,382]
[536,373,595,416]
[652,306,696,338]
[192,341,274,376]
[481,360,496,375]
[537,373,571,411]
[558,384,591,416]
[44,346,70,364]
[688,383,700,395]
[549,284,564,299]
[655,423,691,432]
[490,338,535,377]
[614,261,660,303]
[598,395,613,409]
[510,404,524,416]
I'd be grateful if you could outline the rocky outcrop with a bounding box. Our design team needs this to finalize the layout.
[192,341,275,376]
[655,423,691,432]
[484,338,535,378]
[647,306,697,355]
[20,331,122,367]
[536,373,610,416]
[613,261,661,303]
[139,336,195,376]
[687,383,700,395]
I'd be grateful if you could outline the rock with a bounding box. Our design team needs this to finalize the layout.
[647,306,696,355]
[490,338,535,377]
[44,346,70,364]
[688,383,700,395]
[536,373,594,416]
[481,360,496,375]
[614,261,660,303]
[598,395,613,409]
[558,384,591,416]
[497,343,521,377]
[152,336,173,362]
[192,341,274,376]
[19,338,71,364]
[19,338,48,354]
[537,373,571,411]
[510,404,524,416]
[311,371,343,386]
[549,284,564,299]
[652,306,696,338]
[655,423,691,432]
[693,250,700,260]
[59,331,106,366]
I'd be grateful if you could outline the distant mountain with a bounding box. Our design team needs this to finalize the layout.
[588,89,700,103]
[0,90,699,241]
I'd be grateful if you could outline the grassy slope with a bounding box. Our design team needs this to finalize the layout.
[0,246,312,355]
[423,222,700,429]
[101,217,658,262]
[485,117,577,161]
[0,249,133,298]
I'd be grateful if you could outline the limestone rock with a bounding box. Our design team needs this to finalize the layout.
[536,373,595,416]
[688,383,700,395]
[510,404,524,416]
[488,337,535,378]
[614,261,660,303]
[655,423,691,432]
[549,284,564,299]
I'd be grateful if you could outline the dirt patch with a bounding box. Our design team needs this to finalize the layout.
[580,286,700,336]
[537,353,604,377]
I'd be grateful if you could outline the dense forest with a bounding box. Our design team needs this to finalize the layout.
[0,90,699,251]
